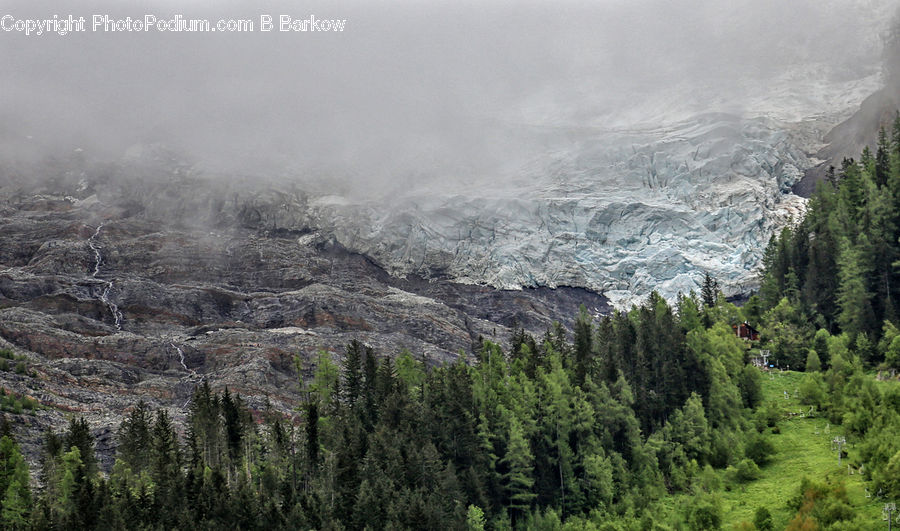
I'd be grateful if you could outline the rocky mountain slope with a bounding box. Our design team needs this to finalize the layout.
[0,171,608,466]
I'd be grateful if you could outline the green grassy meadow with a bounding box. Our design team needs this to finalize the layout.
[661,370,892,529]
[721,371,881,528]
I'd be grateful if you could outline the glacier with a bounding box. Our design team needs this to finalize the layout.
[289,3,894,308]
[304,114,812,308]
[299,83,892,307]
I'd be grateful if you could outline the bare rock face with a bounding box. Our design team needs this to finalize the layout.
[795,15,900,197]
[0,172,608,468]
[795,85,900,197]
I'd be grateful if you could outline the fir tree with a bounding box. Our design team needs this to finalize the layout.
[701,271,719,308]
[836,238,875,339]
[805,349,822,372]
[304,400,319,471]
[342,340,363,408]
[117,400,153,473]
[501,416,536,520]
[0,436,30,529]
[573,305,594,385]
[876,127,891,187]
[151,410,181,496]
[64,417,97,479]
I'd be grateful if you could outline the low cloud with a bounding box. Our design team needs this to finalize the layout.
[0,0,895,197]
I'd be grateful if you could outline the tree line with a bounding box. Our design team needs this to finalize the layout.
[0,291,776,530]
[753,112,900,373]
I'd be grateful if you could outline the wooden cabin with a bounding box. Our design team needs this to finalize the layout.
[733,321,759,341]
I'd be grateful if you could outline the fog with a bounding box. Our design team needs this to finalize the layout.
[887,9,900,84]
[1,0,895,197]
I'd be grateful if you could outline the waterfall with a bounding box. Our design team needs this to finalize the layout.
[170,342,197,377]
[87,223,123,330]
[170,342,200,409]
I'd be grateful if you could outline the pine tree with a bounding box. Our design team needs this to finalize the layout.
[666,393,710,463]
[375,357,397,410]
[877,127,891,187]
[64,417,97,479]
[117,400,153,473]
[501,416,536,519]
[573,305,594,385]
[836,238,875,339]
[187,381,222,469]
[395,350,426,393]
[701,272,719,309]
[304,400,319,471]
[0,414,11,440]
[826,165,837,185]
[53,446,84,524]
[862,145,876,181]
[833,159,858,236]
[805,350,822,372]
[342,340,363,408]
[0,436,30,529]
[352,478,386,529]
[737,365,763,409]
[1,476,30,529]
[539,355,577,514]
[754,507,774,530]
[363,346,380,427]
[151,410,181,494]
[221,388,244,465]
[759,233,790,309]
[308,349,340,415]
[38,429,63,498]
[892,111,900,180]
[466,504,486,531]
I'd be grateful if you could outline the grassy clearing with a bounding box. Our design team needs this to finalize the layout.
[660,370,888,529]
[719,370,872,528]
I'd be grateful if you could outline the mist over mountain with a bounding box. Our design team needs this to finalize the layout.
[0,0,889,174]
[2,0,897,307]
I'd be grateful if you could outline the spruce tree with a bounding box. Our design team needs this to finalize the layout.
[836,238,875,339]
[64,417,97,479]
[573,305,594,385]
[501,417,536,519]
[0,436,30,528]
[117,400,153,473]
[304,400,319,470]
[151,410,181,495]
[701,272,719,309]
[342,340,363,408]
[805,349,822,372]
[876,127,891,187]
